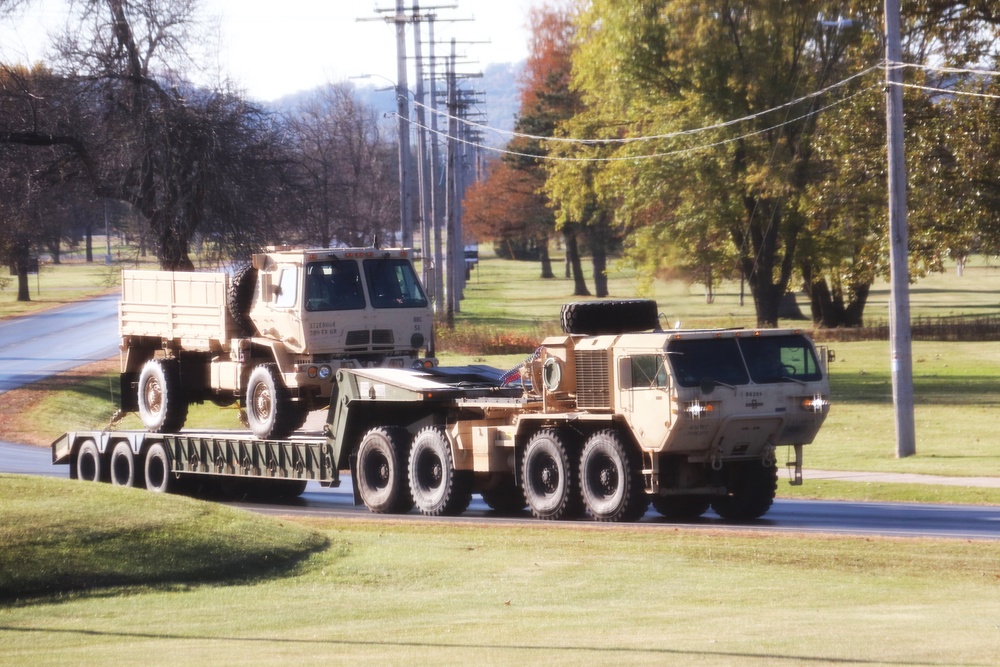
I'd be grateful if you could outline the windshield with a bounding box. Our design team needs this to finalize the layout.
[304,261,366,311]
[666,334,822,388]
[666,338,750,388]
[739,334,824,384]
[364,258,428,309]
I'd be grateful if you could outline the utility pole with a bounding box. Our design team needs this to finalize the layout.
[884,0,916,457]
[428,17,445,314]
[444,38,459,328]
[411,2,432,294]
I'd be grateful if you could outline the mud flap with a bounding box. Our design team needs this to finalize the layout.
[348,451,362,505]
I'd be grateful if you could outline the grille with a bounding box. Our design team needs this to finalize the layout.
[575,349,610,409]
[346,330,370,348]
[371,329,394,348]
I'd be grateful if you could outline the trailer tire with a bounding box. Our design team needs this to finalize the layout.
[75,439,104,482]
[137,359,188,433]
[109,441,138,487]
[560,299,660,335]
[144,442,175,493]
[357,427,414,514]
[711,462,777,521]
[522,429,582,520]
[246,364,299,440]
[228,265,258,336]
[579,429,648,522]
[651,495,711,520]
[408,426,472,516]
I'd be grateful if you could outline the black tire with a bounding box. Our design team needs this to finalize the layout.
[109,441,138,487]
[408,426,472,516]
[479,474,527,514]
[651,495,711,520]
[560,299,660,335]
[521,429,583,520]
[75,439,104,482]
[144,442,175,493]
[246,364,300,440]
[356,427,414,514]
[137,359,188,433]
[711,462,778,521]
[579,429,648,522]
[228,264,258,336]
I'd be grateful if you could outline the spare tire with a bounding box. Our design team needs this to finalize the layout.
[228,264,258,336]
[560,299,660,335]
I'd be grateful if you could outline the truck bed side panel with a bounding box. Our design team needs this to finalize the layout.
[120,270,230,347]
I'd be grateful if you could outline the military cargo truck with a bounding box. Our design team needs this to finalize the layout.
[117,246,433,439]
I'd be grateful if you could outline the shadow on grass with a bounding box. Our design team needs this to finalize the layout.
[0,625,972,665]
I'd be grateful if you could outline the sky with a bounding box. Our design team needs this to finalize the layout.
[0,0,534,101]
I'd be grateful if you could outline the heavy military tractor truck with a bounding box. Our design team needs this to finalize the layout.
[56,299,830,522]
[117,246,433,440]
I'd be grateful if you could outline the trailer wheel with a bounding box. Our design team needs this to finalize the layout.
[560,299,660,335]
[75,439,104,482]
[246,364,299,440]
[357,427,414,514]
[408,426,472,516]
[228,264,258,336]
[109,441,138,487]
[144,442,175,493]
[711,462,778,521]
[522,429,582,520]
[137,359,188,433]
[651,495,711,520]
[579,429,648,522]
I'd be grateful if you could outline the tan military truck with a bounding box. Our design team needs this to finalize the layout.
[327,300,832,522]
[118,246,433,439]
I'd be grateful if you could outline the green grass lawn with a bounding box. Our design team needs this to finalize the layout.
[2,475,999,666]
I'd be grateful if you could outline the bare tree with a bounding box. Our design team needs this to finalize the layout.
[285,83,398,248]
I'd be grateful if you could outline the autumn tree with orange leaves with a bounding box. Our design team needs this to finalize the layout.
[464,1,607,294]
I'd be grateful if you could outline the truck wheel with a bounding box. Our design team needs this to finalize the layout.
[75,439,104,482]
[246,364,299,440]
[137,359,188,433]
[228,265,258,336]
[144,442,175,493]
[711,462,778,521]
[579,429,648,522]
[522,429,583,520]
[357,427,414,514]
[109,441,138,487]
[560,299,660,335]
[408,426,472,516]
[651,495,711,520]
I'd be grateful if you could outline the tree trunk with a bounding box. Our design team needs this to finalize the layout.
[85,223,94,263]
[539,236,554,279]
[592,245,608,298]
[803,271,871,328]
[563,226,590,296]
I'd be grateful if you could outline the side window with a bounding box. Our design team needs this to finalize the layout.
[273,268,298,309]
[629,355,669,389]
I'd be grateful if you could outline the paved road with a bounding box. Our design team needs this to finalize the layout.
[0,293,120,393]
[4,441,999,540]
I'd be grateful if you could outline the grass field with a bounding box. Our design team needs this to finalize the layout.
[2,476,999,666]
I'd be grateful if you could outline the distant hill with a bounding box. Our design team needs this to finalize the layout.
[271,61,523,149]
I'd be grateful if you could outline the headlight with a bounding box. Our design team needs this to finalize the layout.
[318,365,332,380]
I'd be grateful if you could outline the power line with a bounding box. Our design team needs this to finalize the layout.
[402,85,882,163]
[412,64,885,146]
